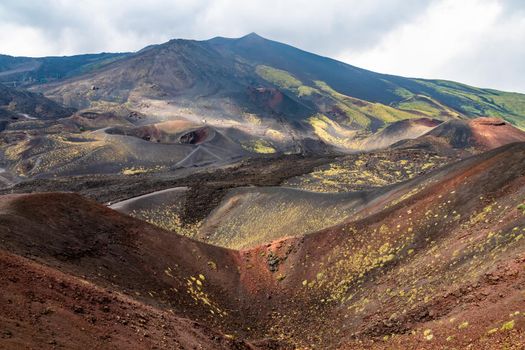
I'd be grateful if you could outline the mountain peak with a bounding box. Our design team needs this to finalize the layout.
[240,32,264,40]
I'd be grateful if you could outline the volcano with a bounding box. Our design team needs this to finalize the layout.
[1,32,525,350]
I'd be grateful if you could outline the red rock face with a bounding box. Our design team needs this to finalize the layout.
[468,117,525,150]
[0,250,256,350]
[247,87,284,112]
[179,127,210,145]
[396,117,525,154]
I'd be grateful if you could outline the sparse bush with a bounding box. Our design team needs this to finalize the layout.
[501,320,515,331]
[458,321,469,329]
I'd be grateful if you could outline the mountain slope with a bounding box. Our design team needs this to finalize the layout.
[1,34,524,180]
[268,142,525,348]
[35,33,525,131]
[0,52,129,86]
[0,249,258,350]
[0,83,74,121]
[0,192,260,340]
[394,117,525,152]
[1,142,524,349]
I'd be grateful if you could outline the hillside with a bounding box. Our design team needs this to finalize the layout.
[1,3,525,349]
[394,117,525,152]
[0,83,74,121]
[35,33,525,131]
[0,250,260,350]
[0,34,523,182]
[1,142,524,349]
[0,52,129,86]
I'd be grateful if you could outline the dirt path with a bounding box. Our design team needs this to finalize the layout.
[109,186,188,209]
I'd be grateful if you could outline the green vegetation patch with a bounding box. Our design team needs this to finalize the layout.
[255,65,302,89]
[241,139,276,154]
[313,80,423,127]
[412,79,525,129]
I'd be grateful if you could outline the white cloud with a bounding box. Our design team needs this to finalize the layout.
[0,23,50,57]
[0,0,523,91]
[345,0,500,76]
[0,0,433,56]
[340,0,525,92]
[436,3,525,92]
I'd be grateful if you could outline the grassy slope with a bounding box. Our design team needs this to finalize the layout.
[221,34,525,130]
[255,65,426,129]
[409,79,525,129]
[255,64,525,131]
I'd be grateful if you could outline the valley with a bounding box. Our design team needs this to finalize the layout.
[0,32,524,350]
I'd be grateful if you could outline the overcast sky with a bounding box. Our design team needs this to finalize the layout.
[0,0,524,92]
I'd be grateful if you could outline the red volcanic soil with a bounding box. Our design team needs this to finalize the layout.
[394,117,525,153]
[263,143,525,348]
[0,250,255,350]
[239,142,525,348]
[469,117,525,150]
[0,192,288,349]
[248,87,284,111]
[1,143,525,349]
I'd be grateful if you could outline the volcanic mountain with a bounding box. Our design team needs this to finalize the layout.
[1,30,525,350]
[0,34,524,181]
[35,33,525,130]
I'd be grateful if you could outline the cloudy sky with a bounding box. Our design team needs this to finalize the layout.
[0,0,524,92]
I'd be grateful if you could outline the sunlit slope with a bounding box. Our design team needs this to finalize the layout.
[195,146,453,249]
[2,123,254,177]
[395,79,525,129]
[35,33,525,132]
[210,33,525,128]
[197,187,377,249]
[254,143,525,348]
[283,147,452,193]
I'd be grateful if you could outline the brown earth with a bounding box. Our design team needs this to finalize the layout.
[1,142,525,349]
[0,250,263,350]
[469,117,525,150]
[394,117,525,153]
[0,192,293,349]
